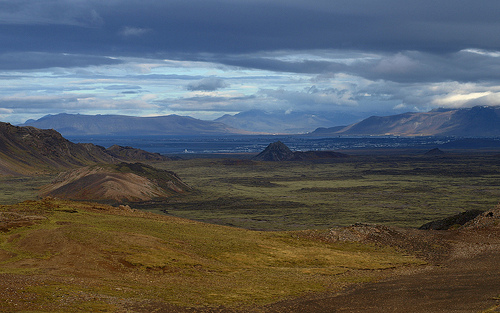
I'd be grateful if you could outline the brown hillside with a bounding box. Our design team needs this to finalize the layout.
[0,122,170,176]
[0,122,116,175]
[39,163,191,202]
[106,144,170,161]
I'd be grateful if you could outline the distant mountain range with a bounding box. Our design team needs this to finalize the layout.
[18,106,500,137]
[21,113,252,136]
[310,106,500,137]
[215,110,362,134]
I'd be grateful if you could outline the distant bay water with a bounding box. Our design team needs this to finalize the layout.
[65,135,456,156]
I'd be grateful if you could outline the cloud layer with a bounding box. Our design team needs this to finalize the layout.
[1,0,500,124]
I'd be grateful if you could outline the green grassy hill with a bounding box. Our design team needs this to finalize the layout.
[0,198,423,312]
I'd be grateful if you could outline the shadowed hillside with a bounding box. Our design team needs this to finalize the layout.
[105,145,170,161]
[0,122,169,176]
[0,122,115,175]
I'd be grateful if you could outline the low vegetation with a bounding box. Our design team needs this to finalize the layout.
[1,151,499,310]
[149,153,500,230]
[2,153,499,230]
[0,198,422,311]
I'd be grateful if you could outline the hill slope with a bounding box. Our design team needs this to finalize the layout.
[0,198,423,311]
[1,199,499,311]
[309,106,500,137]
[39,162,191,202]
[0,122,169,175]
[21,113,251,136]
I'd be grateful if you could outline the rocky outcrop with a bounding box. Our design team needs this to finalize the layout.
[462,203,500,229]
[424,148,445,156]
[253,141,294,161]
[253,141,348,161]
[419,210,485,230]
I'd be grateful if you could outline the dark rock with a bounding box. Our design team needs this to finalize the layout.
[252,141,295,161]
[424,148,445,156]
[253,141,349,161]
[419,210,485,230]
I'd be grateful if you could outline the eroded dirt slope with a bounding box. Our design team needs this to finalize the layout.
[39,162,191,202]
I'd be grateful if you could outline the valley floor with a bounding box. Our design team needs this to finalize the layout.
[1,152,499,312]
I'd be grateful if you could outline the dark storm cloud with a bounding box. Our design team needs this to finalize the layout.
[187,78,229,91]
[2,0,500,57]
[199,50,500,85]
[215,56,348,74]
[0,0,103,27]
[3,0,497,84]
[358,50,500,83]
[349,50,500,83]
[0,52,121,70]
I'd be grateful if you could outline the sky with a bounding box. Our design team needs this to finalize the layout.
[1,0,500,125]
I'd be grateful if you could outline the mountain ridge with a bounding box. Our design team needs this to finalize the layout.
[0,122,169,175]
[309,106,500,137]
[20,113,254,136]
[215,109,363,134]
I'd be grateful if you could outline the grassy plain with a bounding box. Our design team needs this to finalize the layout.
[148,153,500,230]
[0,175,53,204]
[1,153,499,231]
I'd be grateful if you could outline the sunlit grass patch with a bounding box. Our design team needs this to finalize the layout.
[0,199,423,309]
